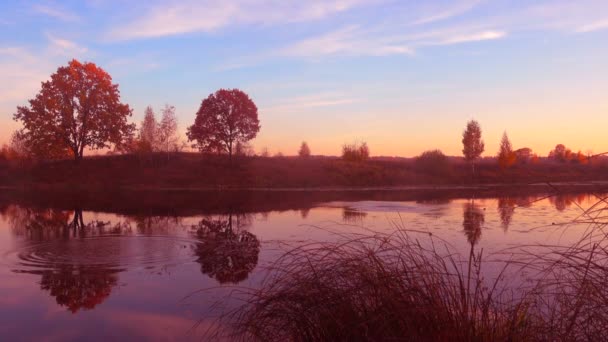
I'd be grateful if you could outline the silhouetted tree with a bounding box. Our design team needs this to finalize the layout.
[497,131,515,169]
[13,59,134,162]
[187,89,260,161]
[158,104,179,153]
[514,147,534,164]
[415,149,452,177]
[298,141,311,157]
[549,144,572,162]
[462,120,485,173]
[192,214,260,284]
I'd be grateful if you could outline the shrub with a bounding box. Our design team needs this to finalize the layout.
[415,149,452,177]
[342,142,369,162]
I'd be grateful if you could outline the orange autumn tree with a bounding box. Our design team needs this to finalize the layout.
[14,59,134,162]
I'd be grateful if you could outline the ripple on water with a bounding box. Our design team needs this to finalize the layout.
[3,235,201,274]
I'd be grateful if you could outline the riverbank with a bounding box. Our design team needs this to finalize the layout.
[1,181,607,217]
[2,152,608,191]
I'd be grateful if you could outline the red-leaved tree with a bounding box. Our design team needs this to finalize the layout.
[187,89,260,160]
[13,59,134,161]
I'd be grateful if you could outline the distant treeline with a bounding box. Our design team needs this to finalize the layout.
[1,59,604,177]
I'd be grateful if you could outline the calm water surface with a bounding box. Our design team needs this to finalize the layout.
[0,191,600,340]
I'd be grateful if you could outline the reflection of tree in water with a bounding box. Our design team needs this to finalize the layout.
[342,208,367,224]
[548,193,590,212]
[2,206,131,240]
[3,205,129,313]
[300,208,311,219]
[30,265,120,313]
[462,202,485,246]
[192,213,260,284]
[2,205,71,240]
[497,197,516,231]
[129,215,182,235]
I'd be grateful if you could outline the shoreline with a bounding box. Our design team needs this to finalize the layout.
[3,180,608,192]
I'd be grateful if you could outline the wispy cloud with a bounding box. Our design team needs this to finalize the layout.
[217,25,506,70]
[436,30,506,45]
[576,19,608,33]
[107,0,375,41]
[411,0,482,25]
[263,93,357,114]
[0,34,90,106]
[0,47,51,104]
[32,3,80,22]
[279,26,413,58]
[45,33,89,57]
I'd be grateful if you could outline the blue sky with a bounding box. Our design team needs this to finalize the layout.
[1,0,608,156]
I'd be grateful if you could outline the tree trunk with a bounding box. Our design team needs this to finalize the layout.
[228,141,233,164]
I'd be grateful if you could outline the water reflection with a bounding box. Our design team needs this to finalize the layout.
[1,206,129,313]
[3,206,132,240]
[548,193,590,212]
[497,197,516,231]
[191,213,260,284]
[342,208,368,224]
[27,265,120,313]
[462,202,485,246]
[130,215,183,235]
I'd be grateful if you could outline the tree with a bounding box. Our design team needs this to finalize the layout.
[187,89,260,161]
[138,106,158,152]
[298,141,311,157]
[461,120,485,173]
[497,131,516,169]
[158,104,178,153]
[13,59,134,162]
[9,131,31,159]
[549,144,571,162]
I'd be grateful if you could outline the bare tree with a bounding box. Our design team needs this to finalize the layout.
[139,106,158,152]
[159,104,179,154]
[157,104,179,162]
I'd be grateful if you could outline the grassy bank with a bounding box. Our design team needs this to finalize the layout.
[1,152,608,190]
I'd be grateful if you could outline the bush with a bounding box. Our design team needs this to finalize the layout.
[342,142,369,162]
[415,149,452,177]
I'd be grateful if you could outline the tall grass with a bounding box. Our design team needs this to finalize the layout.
[210,195,608,341]
[215,229,534,341]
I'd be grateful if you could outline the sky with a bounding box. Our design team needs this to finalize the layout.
[1,0,607,157]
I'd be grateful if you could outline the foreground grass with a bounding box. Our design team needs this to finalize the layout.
[212,200,608,341]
